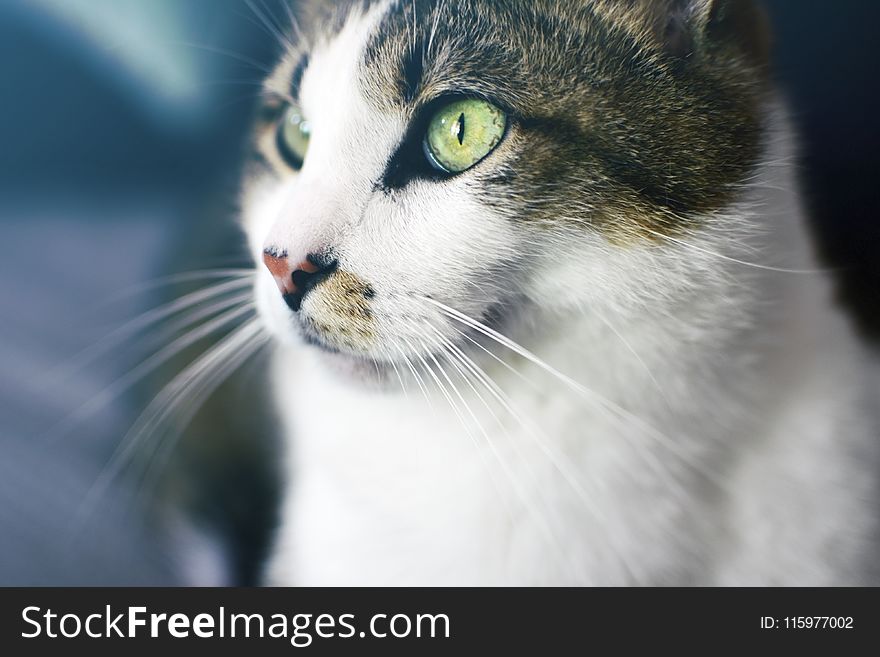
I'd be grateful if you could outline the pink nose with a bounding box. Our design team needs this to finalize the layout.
[262,250,319,296]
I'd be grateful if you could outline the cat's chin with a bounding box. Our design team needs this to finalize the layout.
[301,337,399,390]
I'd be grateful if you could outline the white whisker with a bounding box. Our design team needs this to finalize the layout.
[41,302,255,442]
[100,269,254,307]
[173,40,275,75]
[643,228,830,274]
[414,325,586,580]
[243,0,298,52]
[134,328,271,508]
[580,301,667,400]
[405,336,513,515]
[427,327,591,580]
[42,276,254,388]
[393,342,435,417]
[76,318,267,524]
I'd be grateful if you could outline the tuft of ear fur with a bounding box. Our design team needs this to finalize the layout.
[594,0,771,67]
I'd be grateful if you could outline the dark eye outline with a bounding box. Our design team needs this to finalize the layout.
[378,93,513,192]
[275,105,311,170]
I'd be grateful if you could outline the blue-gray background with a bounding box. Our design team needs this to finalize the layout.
[0,0,877,585]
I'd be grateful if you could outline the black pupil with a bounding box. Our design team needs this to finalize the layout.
[456,113,465,145]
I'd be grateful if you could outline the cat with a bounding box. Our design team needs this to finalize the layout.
[238,0,879,585]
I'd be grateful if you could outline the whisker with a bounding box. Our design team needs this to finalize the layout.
[133,327,271,509]
[580,301,667,400]
[135,291,255,356]
[100,269,254,307]
[243,0,297,52]
[642,228,831,274]
[431,326,597,510]
[40,302,255,442]
[433,327,642,573]
[172,39,275,75]
[427,329,589,580]
[276,0,306,44]
[385,343,410,399]
[393,342,435,418]
[76,318,265,524]
[399,334,469,433]
[42,277,254,388]
[400,332,518,526]
[414,326,583,580]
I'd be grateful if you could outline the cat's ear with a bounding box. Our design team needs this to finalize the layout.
[681,0,770,64]
[597,0,771,66]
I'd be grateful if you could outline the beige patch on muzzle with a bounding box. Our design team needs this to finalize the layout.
[305,270,376,349]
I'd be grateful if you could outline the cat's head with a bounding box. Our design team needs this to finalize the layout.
[241,0,771,377]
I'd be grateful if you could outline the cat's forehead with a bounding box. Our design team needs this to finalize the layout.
[268,0,615,115]
[371,1,614,116]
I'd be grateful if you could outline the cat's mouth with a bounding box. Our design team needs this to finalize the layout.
[295,319,408,386]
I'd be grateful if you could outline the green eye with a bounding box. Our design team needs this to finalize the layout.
[423,99,506,174]
[278,105,311,167]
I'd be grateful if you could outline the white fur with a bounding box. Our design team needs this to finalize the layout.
[244,7,879,585]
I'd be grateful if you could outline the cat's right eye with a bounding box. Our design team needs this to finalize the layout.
[277,105,311,169]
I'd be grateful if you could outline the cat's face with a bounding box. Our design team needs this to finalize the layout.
[241,0,769,376]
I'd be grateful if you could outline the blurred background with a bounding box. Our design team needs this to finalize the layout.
[0,0,877,585]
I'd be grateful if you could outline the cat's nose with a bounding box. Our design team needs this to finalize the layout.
[262,250,297,295]
[262,248,337,312]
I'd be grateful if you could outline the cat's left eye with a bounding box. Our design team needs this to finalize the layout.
[423,99,506,174]
[277,105,311,168]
